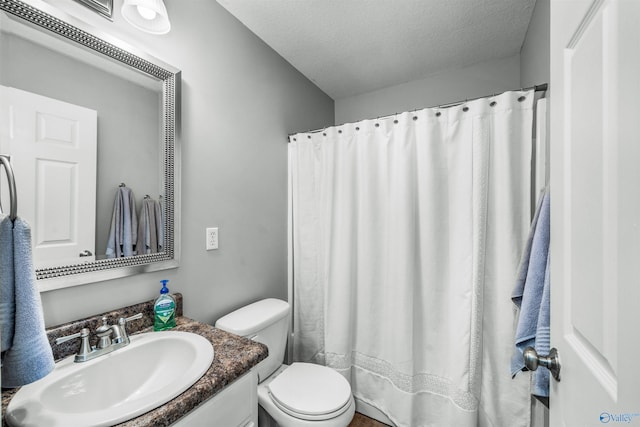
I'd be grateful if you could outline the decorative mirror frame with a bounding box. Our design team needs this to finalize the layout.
[0,0,181,291]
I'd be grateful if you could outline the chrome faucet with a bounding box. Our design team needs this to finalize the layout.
[55,313,143,362]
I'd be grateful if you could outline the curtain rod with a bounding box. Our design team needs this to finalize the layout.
[288,83,548,140]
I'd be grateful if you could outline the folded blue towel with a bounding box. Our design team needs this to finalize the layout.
[511,188,550,396]
[511,190,546,308]
[532,253,551,396]
[0,214,16,352]
[1,217,55,387]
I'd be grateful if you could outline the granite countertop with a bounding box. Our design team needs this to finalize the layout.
[2,295,268,427]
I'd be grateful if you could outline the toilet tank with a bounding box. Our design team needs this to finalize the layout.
[215,298,289,382]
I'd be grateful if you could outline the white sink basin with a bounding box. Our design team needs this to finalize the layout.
[5,331,214,427]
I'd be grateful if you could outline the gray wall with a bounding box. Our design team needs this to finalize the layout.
[520,0,550,88]
[333,0,550,127]
[0,33,161,258]
[36,0,334,327]
[334,55,521,124]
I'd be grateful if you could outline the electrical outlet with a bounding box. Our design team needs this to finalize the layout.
[206,227,218,250]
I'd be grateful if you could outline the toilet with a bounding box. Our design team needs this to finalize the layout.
[215,298,355,427]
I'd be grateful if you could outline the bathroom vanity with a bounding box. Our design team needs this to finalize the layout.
[1,294,268,427]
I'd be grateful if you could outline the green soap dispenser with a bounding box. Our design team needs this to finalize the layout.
[154,279,176,331]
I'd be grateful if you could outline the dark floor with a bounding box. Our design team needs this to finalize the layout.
[349,412,391,427]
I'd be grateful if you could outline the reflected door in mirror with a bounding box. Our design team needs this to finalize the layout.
[0,86,97,267]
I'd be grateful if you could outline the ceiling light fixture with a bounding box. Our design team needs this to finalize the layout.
[121,0,171,35]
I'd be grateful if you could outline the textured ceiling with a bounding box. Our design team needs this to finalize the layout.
[216,0,537,100]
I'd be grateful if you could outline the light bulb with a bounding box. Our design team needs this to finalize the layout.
[137,5,157,20]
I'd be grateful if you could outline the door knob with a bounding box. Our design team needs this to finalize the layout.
[79,250,93,257]
[523,347,561,381]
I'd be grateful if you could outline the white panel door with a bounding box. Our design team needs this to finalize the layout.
[0,86,97,267]
[550,0,640,425]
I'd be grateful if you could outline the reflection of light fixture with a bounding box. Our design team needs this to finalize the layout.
[121,0,171,34]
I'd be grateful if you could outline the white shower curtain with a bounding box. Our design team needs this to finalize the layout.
[289,90,534,427]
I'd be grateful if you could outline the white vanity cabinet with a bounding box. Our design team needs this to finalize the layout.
[172,370,258,427]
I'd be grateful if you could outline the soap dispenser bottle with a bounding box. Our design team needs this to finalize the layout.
[154,279,176,331]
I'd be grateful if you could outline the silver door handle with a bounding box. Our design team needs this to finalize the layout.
[79,250,93,257]
[523,347,561,381]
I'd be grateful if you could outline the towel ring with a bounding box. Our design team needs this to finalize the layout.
[0,155,17,221]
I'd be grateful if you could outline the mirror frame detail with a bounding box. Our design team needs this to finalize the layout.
[0,0,181,291]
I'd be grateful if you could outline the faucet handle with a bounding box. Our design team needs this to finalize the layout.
[55,328,90,345]
[115,313,143,344]
[123,313,143,323]
[55,328,92,361]
[119,313,143,330]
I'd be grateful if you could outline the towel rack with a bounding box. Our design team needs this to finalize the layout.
[0,154,17,221]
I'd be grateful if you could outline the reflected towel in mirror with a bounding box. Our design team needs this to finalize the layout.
[106,186,138,258]
[137,198,163,254]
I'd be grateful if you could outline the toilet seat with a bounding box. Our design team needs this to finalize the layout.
[267,363,352,421]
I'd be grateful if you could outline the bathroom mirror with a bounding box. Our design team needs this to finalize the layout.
[0,0,180,291]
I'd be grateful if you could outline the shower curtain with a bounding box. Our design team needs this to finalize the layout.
[288,90,534,427]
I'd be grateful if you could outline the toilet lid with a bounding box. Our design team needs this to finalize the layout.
[268,363,352,421]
